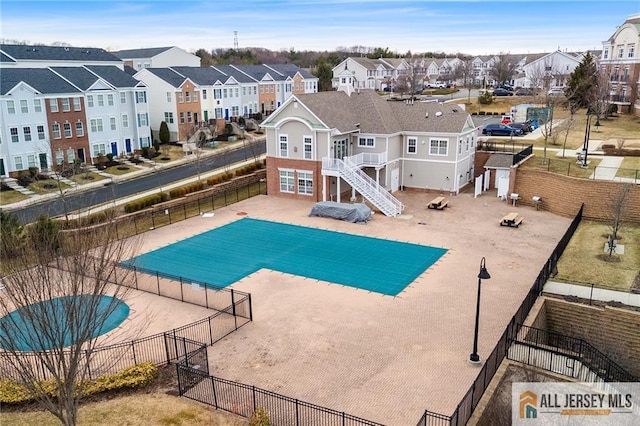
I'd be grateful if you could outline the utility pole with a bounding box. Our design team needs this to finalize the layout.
[234,31,238,50]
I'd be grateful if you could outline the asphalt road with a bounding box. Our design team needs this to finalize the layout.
[12,141,266,224]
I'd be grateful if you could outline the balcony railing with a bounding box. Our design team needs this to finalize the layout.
[346,152,387,167]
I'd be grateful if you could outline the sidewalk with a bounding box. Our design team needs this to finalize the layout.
[544,281,640,307]
[1,139,263,212]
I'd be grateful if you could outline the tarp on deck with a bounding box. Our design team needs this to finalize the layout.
[309,201,372,224]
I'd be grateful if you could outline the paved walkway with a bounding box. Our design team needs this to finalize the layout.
[544,281,640,307]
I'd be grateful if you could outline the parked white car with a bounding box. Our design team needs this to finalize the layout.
[547,87,565,96]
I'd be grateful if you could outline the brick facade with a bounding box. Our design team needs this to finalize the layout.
[46,96,90,166]
[266,157,323,202]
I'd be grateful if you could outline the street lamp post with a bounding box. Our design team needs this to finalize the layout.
[469,257,491,364]
[582,112,592,168]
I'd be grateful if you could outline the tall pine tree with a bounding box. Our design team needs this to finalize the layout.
[565,52,597,110]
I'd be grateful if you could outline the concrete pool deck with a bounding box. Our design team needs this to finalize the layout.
[134,189,572,425]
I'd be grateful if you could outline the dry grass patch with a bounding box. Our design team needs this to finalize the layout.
[0,188,29,205]
[1,393,248,426]
[68,171,107,185]
[28,179,70,194]
[155,145,186,163]
[556,221,640,292]
[102,164,138,176]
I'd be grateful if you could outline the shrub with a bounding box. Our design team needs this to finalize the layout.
[0,362,158,404]
[124,193,168,213]
[478,91,493,105]
[106,153,114,162]
[249,407,270,426]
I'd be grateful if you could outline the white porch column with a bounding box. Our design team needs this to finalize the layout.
[336,179,341,203]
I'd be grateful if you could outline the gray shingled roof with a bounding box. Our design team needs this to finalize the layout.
[170,66,228,85]
[50,67,101,90]
[210,65,254,83]
[294,90,471,135]
[265,63,316,79]
[144,68,187,87]
[235,64,281,81]
[111,47,173,59]
[0,51,15,63]
[0,44,121,62]
[484,153,513,169]
[86,65,142,88]
[1,68,80,95]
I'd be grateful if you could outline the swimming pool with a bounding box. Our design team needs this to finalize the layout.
[0,295,130,351]
[126,218,447,296]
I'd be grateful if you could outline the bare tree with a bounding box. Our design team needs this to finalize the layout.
[560,112,577,158]
[452,58,474,103]
[0,214,142,426]
[609,183,632,242]
[489,53,518,87]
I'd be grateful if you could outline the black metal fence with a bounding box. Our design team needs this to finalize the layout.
[0,303,244,382]
[417,203,584,426]
[508,325,637,382]
[176,365,385,426]
[113,177,267,240]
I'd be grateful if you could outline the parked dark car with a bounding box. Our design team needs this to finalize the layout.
[515,88,536,96]
[509,122,533,133]
[482,123,523,136]
[492,88,514,96]
[497,84,514,91]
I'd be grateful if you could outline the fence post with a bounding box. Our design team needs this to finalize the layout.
[295,399,300,426]
[205,285,209,309]
[212,376,218,408]
[151,210,155,229]
[231,289,238,330]
[252,385,257,411]
[183,202,187,218]
[342,411,346,426]
[134,266,139,290]
[132,341,137,364]
[156,271,161,295]
[248,293,253,322]
[180,276,184,302]
[163,333,171,365]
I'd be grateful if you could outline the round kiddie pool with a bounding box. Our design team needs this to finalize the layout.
[0,295,129,351]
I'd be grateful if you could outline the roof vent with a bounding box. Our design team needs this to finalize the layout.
[425,112,429,118]
[452,108,458,112]
[435,111,443,117]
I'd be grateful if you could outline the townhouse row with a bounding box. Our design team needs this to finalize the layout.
[0,44,319,177]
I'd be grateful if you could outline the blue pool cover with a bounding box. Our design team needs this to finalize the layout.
[126,218,447,296]
[0,295,129,351]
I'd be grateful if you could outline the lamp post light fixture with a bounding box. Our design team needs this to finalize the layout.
[469,257,491,364]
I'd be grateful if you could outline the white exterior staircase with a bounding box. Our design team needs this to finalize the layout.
[322,155,403,217]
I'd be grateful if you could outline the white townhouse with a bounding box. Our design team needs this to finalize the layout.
[332,57,407,91]
[133,68,197,142]
[0,44,123,69]
[212,65,260,119]
[0,69,80,177]
[51,66,151,157]
[112,46,200,70]
[522,51,582,89]
[472,55,498,87]
[261,85,478,217]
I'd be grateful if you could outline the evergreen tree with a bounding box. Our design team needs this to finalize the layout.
[313,60,334,92]
[565,52,597,110]
[159,121,170,144]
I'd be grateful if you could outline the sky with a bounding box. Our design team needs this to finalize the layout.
[1,0,639,56]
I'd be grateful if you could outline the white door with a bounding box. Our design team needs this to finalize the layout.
[391,168,400,192]
[497,176,509,199]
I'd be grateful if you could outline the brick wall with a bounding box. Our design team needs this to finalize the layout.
[266,157,323,202]
[513,168,640,222]
[542,297,640,378]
